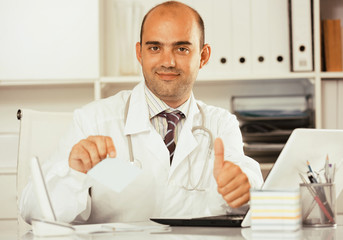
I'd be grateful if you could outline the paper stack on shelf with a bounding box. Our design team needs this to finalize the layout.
[250,190,301,231]
[321,19,343,72]
[231,95,314,164]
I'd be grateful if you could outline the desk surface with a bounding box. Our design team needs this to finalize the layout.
[1,216,343,240]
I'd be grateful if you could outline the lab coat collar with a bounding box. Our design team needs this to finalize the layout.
[124,81,201,177]
[124,81,151,135]
[124,81,170,170]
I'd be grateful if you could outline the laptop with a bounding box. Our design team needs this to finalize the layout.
[150,128,343,227]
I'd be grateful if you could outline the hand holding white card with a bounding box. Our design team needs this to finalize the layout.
[87,158,142,192]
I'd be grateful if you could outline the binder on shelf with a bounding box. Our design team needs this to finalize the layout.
[113,1,143,76]
[342,26,343,70]
[232,0,251,74]
[188,0,218,77]
[322,19,342,72]
[289,0,313,72]
[207,0,233,76]
[251,0,270,74]
[269,0,290,73]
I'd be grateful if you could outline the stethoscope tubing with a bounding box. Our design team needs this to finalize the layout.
[124,94,214,191]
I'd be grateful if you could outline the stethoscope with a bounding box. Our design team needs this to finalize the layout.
[124,95,214,191]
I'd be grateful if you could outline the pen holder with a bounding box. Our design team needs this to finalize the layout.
[300,183,336,227]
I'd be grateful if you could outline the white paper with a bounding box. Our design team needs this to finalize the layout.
[73,222,170,235]
[87,158,141,193]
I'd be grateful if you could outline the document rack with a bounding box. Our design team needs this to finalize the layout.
[231,95,314,165]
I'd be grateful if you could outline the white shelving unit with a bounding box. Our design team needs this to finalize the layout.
[0,0,342,219]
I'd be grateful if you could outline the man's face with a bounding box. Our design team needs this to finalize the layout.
[136,6,209,107]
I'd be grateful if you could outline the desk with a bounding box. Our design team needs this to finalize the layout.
[1,216,343,240]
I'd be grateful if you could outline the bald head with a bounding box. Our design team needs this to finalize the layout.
[139,1,205,48]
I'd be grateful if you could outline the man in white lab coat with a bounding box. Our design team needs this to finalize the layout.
[20,1,263,224]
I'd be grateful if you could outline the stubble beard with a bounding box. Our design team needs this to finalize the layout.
[143,71,194,104]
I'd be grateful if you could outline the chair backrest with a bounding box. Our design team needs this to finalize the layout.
[16,109,73,229]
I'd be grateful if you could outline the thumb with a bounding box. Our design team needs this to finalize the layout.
[105,137,117,158]
[213,137,224,179]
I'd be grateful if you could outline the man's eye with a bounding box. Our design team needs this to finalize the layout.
[178,47,189,53]
[150,46,159,51]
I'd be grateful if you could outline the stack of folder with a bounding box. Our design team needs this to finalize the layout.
[231,95,314,165]
[110,0,315,76]
[196,0,296,76]
[250,190,301,231]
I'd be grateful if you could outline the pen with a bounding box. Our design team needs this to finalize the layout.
[307,171,317,183]
[307,160,313,173]
[307,161,319,183]
[328,163,336,183]
[324,155,329,183]
[298,174,335,224]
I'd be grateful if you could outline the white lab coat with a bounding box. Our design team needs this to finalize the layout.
[20,81,263,224]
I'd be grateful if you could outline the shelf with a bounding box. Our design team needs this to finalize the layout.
[0,79,95,86]
[197,72,316,82]
[100,72,316,85]
[100,76,141,84]
[0,72,317,87]
[320,72,343,79]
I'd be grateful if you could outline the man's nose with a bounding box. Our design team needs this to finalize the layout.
[161,49,176,68]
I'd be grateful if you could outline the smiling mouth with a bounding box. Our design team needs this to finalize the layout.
[156,72,180,80]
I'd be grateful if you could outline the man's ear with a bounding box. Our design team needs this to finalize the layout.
[199,44,211,69]
[136,42,142,65]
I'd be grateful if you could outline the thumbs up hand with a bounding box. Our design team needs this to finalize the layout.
[213,138,251,208]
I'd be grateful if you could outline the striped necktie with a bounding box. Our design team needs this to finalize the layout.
[158,111,184,165]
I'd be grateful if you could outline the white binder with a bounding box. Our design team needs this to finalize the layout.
[290,0,313,72]
[114,1,144,76]
[207,0,233,76]
[232,0,251,74]
[251,0,270,74]
[187,0,216,77]
[269,0,291,73]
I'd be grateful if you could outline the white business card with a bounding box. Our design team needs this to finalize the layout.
[87,158,142,192]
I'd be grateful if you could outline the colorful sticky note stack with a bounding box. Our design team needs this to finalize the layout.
[250,190,301,231]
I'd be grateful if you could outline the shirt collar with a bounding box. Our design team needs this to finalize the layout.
[144,83,191,119]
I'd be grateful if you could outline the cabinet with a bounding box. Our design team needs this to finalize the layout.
[0,0,342,219]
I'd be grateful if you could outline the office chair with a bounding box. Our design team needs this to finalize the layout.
[16,109,73,231]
